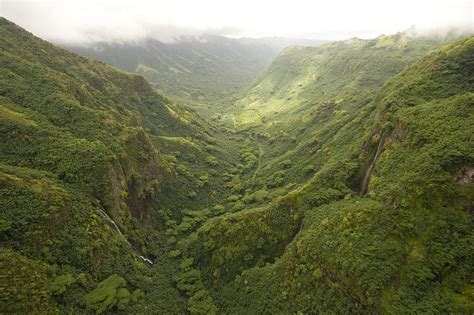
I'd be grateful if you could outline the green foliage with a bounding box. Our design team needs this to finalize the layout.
[206,155,219,166]
[211,36,474,314]
[183,198,299,286]
[369,37,474,210]
[49,274,77,296]
[85,274,134,313]
[197,174,210,188]
[0,251,56,314]
[0,18,189,314]
[174,258,217,314]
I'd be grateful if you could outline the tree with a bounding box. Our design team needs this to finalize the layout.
[85,274,133,314]
[0,251,56,314]
[206,155,219,167]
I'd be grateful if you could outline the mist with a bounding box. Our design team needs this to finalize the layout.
[1,0,472,44]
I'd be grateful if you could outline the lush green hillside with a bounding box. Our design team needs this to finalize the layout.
[1,16,473,314]
[63,36,328,117]
[172,35,473,313]
[0,17,241,313]
[231,33,445,126]
[186,36,473,314]
[208,33,450,207]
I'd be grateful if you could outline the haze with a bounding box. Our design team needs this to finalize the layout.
[1,0,472,43]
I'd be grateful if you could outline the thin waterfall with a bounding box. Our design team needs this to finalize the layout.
[97,207,124,238]
[96,207,153,265]
[360,133,385,195]
[140,256,153,264]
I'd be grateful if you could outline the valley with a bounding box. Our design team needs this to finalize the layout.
[63,36,328,118]
[0,16,473,314]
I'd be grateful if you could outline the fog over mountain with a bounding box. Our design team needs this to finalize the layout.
[1,0,472,43]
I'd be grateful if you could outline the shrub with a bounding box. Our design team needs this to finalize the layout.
[85,274,132,314]
[206,155,219,167]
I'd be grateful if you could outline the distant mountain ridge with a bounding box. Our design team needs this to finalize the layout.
[62,35,329,116]
[231,32,451,126]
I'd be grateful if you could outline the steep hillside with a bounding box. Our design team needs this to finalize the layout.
[63,36,328,116]
[187,36,473,314]
[232,33,445,126]
[208,34,449,205]
[0,17,239,313]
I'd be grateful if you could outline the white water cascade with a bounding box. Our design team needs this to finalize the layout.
[96,207,153,265]
[360,133,385,195]
[140,256,153,264]
[97,208,124,238]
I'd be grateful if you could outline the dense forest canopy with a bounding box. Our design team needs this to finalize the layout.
[0,16,473,314]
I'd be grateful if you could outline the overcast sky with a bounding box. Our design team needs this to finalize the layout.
[1,0,472,43]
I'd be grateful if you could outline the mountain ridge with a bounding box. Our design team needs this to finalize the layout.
[62,35,329,117]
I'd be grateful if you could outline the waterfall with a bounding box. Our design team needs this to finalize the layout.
[97,208,124,238]
[96,207,153,265]
[360,133,385,195]
[140,256,153,265]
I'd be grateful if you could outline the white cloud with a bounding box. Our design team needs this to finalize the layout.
[1,0,472,43]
